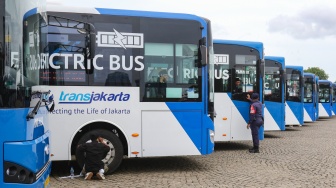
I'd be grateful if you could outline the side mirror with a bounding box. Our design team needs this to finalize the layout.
[89,33,96,59]
[83,23,96,60]
[280,69,285,83]
[200,45,207,66]
[197,37,207,66]
[300,76,304,88]
[259,59,265,78]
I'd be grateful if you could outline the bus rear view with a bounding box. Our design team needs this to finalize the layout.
[0,0,52,187]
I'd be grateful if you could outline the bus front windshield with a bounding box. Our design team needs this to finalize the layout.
[1,0,46,109]
[286,69,302,102]
[265,61,282,102]
[319,83,331,103]
[214,44,261,102]
[304,77,314,103]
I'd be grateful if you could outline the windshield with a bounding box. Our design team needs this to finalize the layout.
[265,60,282,102]
[214,43,261,102]
[304,76,314,103]
[319,83,331,103]
[286,68,302,102]
[0,0,47,109]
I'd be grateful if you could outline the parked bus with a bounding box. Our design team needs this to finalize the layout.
[315,76,320,119]
[213,39,264,142]
[39,6,215,173]
[318,80,333,118]
[303,73,319,122]
[285,66,304,126]
[333,83,336,115]
[264,56,285,131]
[0,0,53,187]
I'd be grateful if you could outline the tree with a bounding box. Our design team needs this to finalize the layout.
[304,67,329,80]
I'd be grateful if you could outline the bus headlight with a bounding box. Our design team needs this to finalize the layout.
[4,161,35,184]
[209,129,215,143]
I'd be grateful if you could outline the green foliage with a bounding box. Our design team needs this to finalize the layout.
[304,67,329,80]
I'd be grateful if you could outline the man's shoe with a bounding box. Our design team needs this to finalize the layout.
[248,148,255,152]
[96,172,105,180]
[84,172,93,180]
[249,149,259,153]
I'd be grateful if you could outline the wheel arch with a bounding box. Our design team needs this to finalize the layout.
[70,120,129,159]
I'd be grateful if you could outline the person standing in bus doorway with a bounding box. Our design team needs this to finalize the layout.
[233,77,242,93]
[77,133,110,180]
[246,93,264,153]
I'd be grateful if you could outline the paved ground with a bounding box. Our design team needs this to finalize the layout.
[50,116,336,188]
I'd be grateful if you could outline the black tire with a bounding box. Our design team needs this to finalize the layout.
[75,129,123,174]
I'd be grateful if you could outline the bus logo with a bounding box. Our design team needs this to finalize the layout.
[59,91,130,104]
[214,54,229,65]
[96,29,144,49]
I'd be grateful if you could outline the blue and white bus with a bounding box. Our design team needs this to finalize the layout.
[213,39,264,142]
[37,6,215,173]
[303,73,319,122]
[0,0,53,187]
[264,56,285,131]
[316,76,320,119]
[333,83,336,115]
[285,66,304,126]
[318,80,333,118]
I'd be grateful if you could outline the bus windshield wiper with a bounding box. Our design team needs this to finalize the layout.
[27,91,55,120]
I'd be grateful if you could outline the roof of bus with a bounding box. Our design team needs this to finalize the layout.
[319,80,332,84]
[265,56,285,63]
[303,72,315,77]
[213,39,263,56]
[286,65,303,71]
[213,39,263,48]
[47,5,208,22]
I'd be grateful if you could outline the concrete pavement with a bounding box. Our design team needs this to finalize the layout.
[50,116,336,187]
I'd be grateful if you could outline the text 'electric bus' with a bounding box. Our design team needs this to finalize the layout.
[303,73,318,122]
[0,0,53,187]
[33,6,215,173]
[264,56,285,131]
[213,39,264,142]
[285,65,304,126]
[318,80,333,118]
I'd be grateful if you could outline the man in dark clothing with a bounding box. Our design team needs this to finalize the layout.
[157,69,168,98]
[233,77,242,93]
[77,133,110,180]
[246,93,264,153]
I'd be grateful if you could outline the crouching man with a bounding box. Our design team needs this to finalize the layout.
[77,133,110,180]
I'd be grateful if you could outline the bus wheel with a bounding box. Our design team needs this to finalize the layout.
[75,129,123,175]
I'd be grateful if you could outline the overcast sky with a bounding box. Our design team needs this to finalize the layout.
[47,0,336,82]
